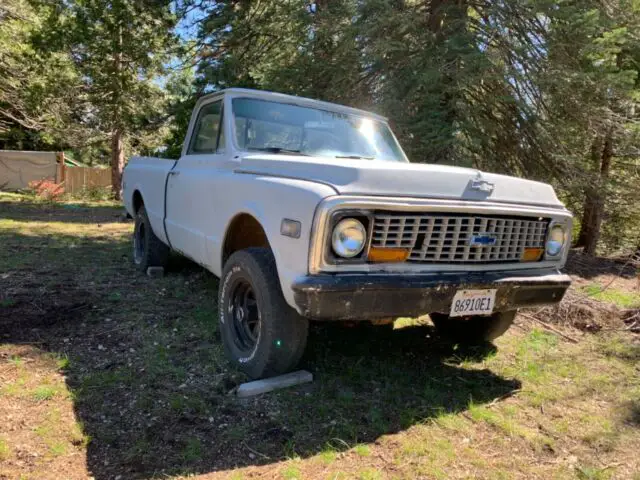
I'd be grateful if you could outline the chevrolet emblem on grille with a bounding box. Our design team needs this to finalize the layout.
[470,173,495,193]
[469,234,498,247]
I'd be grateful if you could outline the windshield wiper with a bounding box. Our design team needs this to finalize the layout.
[248,147,310,156]
[335,155,375,160]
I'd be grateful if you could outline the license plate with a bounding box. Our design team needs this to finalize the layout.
[449,289,496,317]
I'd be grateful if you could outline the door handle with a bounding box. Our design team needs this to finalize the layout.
[168,171,180,176]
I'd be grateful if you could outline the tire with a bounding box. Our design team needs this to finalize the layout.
[430,310,517,344]
[218,248,309,379]
[133,205,170,273]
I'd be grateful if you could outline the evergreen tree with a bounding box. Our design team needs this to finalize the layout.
[0,0,81,151]
[538,0,640,254]
[57,0,178,198]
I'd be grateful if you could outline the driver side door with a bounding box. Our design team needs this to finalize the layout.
[164,99,226,266]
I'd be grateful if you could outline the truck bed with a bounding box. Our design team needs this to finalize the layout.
[123,156,176,244]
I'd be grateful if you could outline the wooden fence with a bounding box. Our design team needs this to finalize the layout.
[60,165,112,194]
[0,150,112,193]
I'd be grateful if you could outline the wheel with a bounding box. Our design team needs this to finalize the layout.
[133,205,169,273]
[219,248,309,379]
[430,310,517,344]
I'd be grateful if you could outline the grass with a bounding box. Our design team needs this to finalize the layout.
[353,444,371,457]
[32,385,59,402]
[281,465,302,479]
[358,468,382,480]
[55,354,70,370]
[182,438,203,463]
[0,192,639,479]
[582,283,640,308]
[318,446,338,465]
[8,355,23,367]
[0,437,10,461]
[575,464,615,480]
[48,442,67,456]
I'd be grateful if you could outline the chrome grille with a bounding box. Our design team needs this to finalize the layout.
[371,213,549,264]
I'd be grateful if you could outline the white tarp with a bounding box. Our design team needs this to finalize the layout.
[0,150,58,191]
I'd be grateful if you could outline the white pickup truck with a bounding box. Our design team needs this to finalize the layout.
[123,88,572,379]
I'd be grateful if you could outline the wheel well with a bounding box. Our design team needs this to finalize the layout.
[132,190,144,213]
[222,214,270,265]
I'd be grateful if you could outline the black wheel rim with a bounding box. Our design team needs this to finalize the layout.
[228,277,261,352]
[134,220,146,264]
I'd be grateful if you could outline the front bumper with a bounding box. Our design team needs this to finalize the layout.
[292,269,571,320]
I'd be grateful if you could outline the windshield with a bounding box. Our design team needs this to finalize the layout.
[231,97,407,162]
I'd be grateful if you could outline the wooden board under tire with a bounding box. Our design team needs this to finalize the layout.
[236,370,313,397]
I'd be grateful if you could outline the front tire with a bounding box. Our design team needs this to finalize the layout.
[219,248,309,379]
[133,205,169,273]
[430,310,517,344]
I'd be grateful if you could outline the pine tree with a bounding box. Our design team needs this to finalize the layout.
[0,0,80,151]
[59,0,178,198]
[539,1,640,255]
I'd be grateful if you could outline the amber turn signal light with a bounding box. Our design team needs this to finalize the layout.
[367,247,410,263]
[521,247,544,262]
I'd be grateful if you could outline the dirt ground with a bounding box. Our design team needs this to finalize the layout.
[1,192,638,480]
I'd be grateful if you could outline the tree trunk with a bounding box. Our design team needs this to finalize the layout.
[581,131,613,256]
[582,194,603,256]
[576,136,602,248]
[575,199,593,247]
[111,21,124,200]
[426,0,468,164]
[310,0,332,98]
[111,128,124,200]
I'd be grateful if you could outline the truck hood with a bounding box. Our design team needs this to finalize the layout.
[236,154,564,209]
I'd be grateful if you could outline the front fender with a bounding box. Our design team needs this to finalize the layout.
[211,175,335,311]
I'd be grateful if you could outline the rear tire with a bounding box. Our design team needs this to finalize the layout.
[430,310,516,344]
[219,248,309,379]
[133,205,169,273]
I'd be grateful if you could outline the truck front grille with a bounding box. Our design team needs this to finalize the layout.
[370,213,549,264]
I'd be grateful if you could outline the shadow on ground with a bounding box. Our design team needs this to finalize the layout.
[0,200,520,479]
[565,250,638,280]
[0,196,123,224]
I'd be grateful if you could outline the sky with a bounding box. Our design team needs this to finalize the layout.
[174,2,205,41]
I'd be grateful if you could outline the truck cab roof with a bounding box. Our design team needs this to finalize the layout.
[196,88,389,123]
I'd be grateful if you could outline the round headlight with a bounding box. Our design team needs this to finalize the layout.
[546,224,566,257]
[332,218,366,258]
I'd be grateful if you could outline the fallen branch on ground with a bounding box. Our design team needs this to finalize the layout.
[622,309,640,332]
[519,313,580,343]
[486,389,522,407]
[242,442,271,460]
[526,289,622,333]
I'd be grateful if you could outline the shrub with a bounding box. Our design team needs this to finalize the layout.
[27,178,65,202]
[66,185,113,202]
